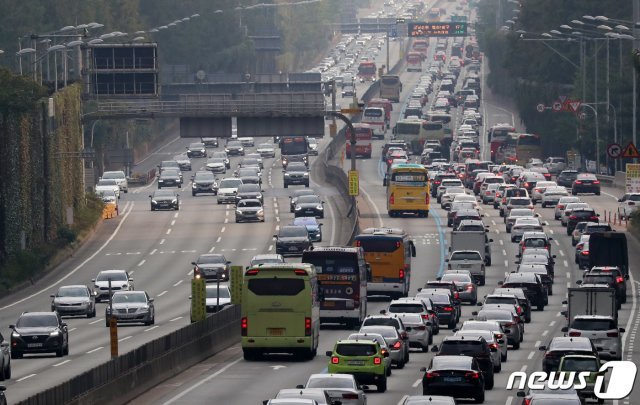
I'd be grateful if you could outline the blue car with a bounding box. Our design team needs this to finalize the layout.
[293,217,322,242]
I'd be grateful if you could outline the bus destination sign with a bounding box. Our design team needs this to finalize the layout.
[408,21,468,37]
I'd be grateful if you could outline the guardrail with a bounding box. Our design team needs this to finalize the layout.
[17,306,241,405]
[596,171,625,189]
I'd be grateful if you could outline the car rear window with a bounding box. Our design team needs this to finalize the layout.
[336,343,377,356]
[451,252,482,261]
[571,319,616,330]
[440,341,485,354]
[582,275,614,284]
[388,304,424,313]
[247,278,305,296]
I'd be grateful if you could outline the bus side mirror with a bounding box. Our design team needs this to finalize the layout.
[383,177,387,187]
[410,241,416,257]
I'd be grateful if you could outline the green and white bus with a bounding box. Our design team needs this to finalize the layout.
[241,263,320,361]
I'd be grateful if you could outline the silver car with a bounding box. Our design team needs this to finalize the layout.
[560,202,590,226]
[510,218,544,243]
[540,187,569,208]
[50,285,96,318]
[564,315,624,360]
[474,309,522,350]
[359,325,407,368]
[105,290,154,326]
[459,320,509,362]
[554,196,581,219]
[446,250,485,286]
[301,373,367,405]
[505,208,538,233]
[397,313,431,352]
[440,271,478,304]
[454,329,503,372]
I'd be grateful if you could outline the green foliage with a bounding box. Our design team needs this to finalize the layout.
[630,209,640,230]
[0,68,47,113]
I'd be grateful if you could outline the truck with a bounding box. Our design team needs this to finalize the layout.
[449,230,492,266]
[562,286,618,324]
[588,232,628,276]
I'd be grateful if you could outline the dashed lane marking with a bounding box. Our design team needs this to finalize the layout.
[527,352,534,360]
[558,250,565,257]
[150,249,157,255]
[86,347,103,354]
[221,227,226,233]
[216,237,222,243]
[170,317,183,322]
[542,330,549,336]
[17,374,36,382]
[173,280,183,287]
[138,259,146,267]
[171,220,176,226]
[412,379,421,388]
[563,260,569,268]
[118,336,132,343]
[158,291,168,297]
[166,229,172,235]
[160,239,166,245]
[144,326,159,332]
[89,318,103,325]
[52,360,71,367]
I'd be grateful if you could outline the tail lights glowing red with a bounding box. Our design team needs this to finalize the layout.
[241,317,248,336]
[305,317,312,336]
[569,331,581,337]
[374,357,382,365]
[392,341,402,350]
[331,356,339,364]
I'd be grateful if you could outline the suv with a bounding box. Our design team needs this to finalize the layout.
[544,157,566,174]
[10,312,69,358]
[101,171,128,193]
[186,142,207,158]
[447,250,485,285]
[538,336,599,372]
[431,336,495,389]
[563,315,624,360]
[283,162,310,188]
[618,193,640,219]
[582,266,628,304]
[557,169,580,187]
[191,171,218,196]
[273,225,312,256]
[500,272,547,311]
[566,208,599,235]
[326,339,389,392]
[224,140,245,156]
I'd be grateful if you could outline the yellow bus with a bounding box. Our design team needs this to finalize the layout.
[241,263,320,361]
[384,163,430,217]
[354,228,416,299]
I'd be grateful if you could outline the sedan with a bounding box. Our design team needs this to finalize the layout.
[203,284,231,314]
[186,142,207,158]
[293,217,322,242]
[10,312,69,358]
[399,396,456,405]
[50,285,96,318]
[201,137,218,148]
[440,272,477,304]
[192,254,231,281]
[173,153,192,171]
[205,157,227,174]
[420,355,485,402]
[274,226,312,256]
[290,189,319,212]
[294,195,325,218]
[301,373,367,405]
[540,187,569,208]
[105,291,155,326]
[235,199,265,223]
[211,151,230,169]
[150,190,180,211]
[92,269,134,302]
[572,173,601,195]
[257,143,276,158]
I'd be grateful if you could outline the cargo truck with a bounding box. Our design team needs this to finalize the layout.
[588,232,628,275]
[449,230,493,266]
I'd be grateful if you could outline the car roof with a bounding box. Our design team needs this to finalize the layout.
[549,336,593,349]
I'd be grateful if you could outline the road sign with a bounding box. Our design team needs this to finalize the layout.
[230,265,243,305]
[408,22,468,37]
[558,95,568,103]
[340,108,362,114]
[578,112,588,120]
[348,170,359,196]
[626,163,640,193]
[190,278,206,323]
[568,100,581,112]
[607,143,622,159]
[536,103,545,113]
[552,101,563,112]
[622,142,640,159]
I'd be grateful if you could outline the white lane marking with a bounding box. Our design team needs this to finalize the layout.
[170,317,183,322]
[397,396,410,405]
[224,218,228,224]
[150,249,157,255]
[268,245,273,251]
[52,359,71,367]
[0,202,135,311]
[144,326,159,332]
[160,239,166,244]
[276,216,280,222]
[535,341,541,348]
[118,336,132,342]
[275,209,279,216]
[499,240,504,246]
[554,240,560,246]
[542,330,549,336]
[174,212,179,218]
[502,249,507,256]
[491,220,496,226]
[161,357,243,405]
[225,211,229,217]
[275,225,280,231]
[549,229,554,234]
[566,272,571,278]
[527,352,534,360]
[504,260,508,267]
[68,328,77,332]
[89,318,104,325]
[130,271,135,275]
[567,281,571,288]
[622,272,637,352]
[602,191,619,201]
[563,260,569,268]
[216,237,222,243]
[559,250,565,257]
[412,378,421,388]
[87,347,103,354]
[173,280,183,287]
[187,269,193,276]
[549,321,556,327]
[506,397,513,405]
[221,227,226,233]
[208,246,216,253]
[17,374,37,382]
[158,291,168,297]
[520,365,527,372]
[171,220,176,226]
[138,259,146,267]
[166,229,172,235]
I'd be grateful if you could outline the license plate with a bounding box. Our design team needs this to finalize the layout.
[348,360,365,366]
[323,301,335,307]
[28,343,43,348]
[288,247,299,251]
[458,264,471,268]
[268,328,285,336]
[443,376,462,383]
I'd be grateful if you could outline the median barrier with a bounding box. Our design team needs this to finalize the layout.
[17,306,241,405]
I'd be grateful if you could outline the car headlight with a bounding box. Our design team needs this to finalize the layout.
[50,330,60,337]
[225,149,230,153]
[257,209,264,215]
[172,199,178,204]
[11,331,20,338]
[284,173,290,177]
[192,183,197,188]
[139,306,149,312]
[317,205,324,210]
[201,149,205,153]
[158,179,164,182]
[151,200,157,204]
[303,173,309,177]
[295,206,302,210]
[236,210,242,215]
[187,149,192,153]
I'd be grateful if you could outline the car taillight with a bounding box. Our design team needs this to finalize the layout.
[524,182,530,187]
[426,371,440,378]
[593,180,600,184]
[570,215,577,220]
[331,356,340,364]
[466,284,474,290]
[516,307,522,314]
[569,331,581,337]
[305,317,312,336]
[389,193,395,204]
[392,341,402,350]
[485,191,491,195]
[607,331,619,337]
[504,322,514,327]
[454,292,460,299]
[581,250,589,256]
[489,343,499,349]
[524,399,532,405]
[558,204,565,209]
[574,180,582,184]
[381,348,388,356]
[421,314,429,320]
[426,194,430,204]
[241,317,248,336]
[399,268,405,279]
[535,189,541,193]
[374,357,382,365]
[496,333,503,339]
[590,216,598,221]
[465,371,480,379]
[342,393,359,400]
[444,306,454,311]
[616,276,625,283]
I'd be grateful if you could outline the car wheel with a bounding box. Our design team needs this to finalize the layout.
[63,343,69,356]
[56,348,64,357]
[474,390,485,403]
[11,351,22,360]
[4,360,10,379]
[105,320,110,327]
[284,184,288,188]
[192,192,196,196]
[421,343,429,353]
[0,360,5,381]
[542,202,546,208]
[386,366,392,376]
[396,359,405,369]
[494,362,501,373]
[512,340,520,350]
[377,375,387,393]
[151,207,155,211]
[501,351,507,362]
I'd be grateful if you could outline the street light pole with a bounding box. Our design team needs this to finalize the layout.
[580,103,600,173]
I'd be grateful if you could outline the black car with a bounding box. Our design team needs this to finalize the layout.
[557,170,579,187]
[225,141,245,156]
[517,264,553,296]
[192,171,218,196]
[158,168,182,189]
[283,162,310,188]
[0,332,9,380]
[235,167,262,185]
[431,336,495,389]
[201,137,219,148]
[419,292,457,328]
[235,199,265,223]
[235,184,264,204]
[566,208,599,235]
[500,272,547,311]
[0,386,5,405]
[10,312,69,358]
[293,195,325,218]
[421,282,462,319]
[150,190,180,211]
[539,336,599,372]
[572,173,601,195]
[273,225,312,256]
[290,189,318,212]
[420,355,485,402]
[192,254,231,281]
[582,266,628,304]
[186,142,207,158]
[487,290,532,323]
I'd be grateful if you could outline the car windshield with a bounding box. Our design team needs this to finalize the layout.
[238,169,257,176]
[102,172,123,179]
[57,287,88,297]
[163,169,180,176]
[189,143,205,149]
[451,252,481,261]
[212,152,227,159]
[561,357,599,372]
[238,184,260,192]
[388,304,423,313]
[307,377,355,389]
[17,314,58,328]
[258,143,273,149]
[238,200,261,208]
[279,227,308,237]
[198,255,225,264]
[112,293,147,304]
[96,272,127,281]
[524,239,547,248]
[510,209,534,217]
[227,141,242,148]
[194,172,215,181]
[297,196,321,204]
[154,190,175,198]
[219,179,242,188]
[206,287,230,298]
[440,341,483,354]
[207,158,224,164]
[360,325,398,338]
[97,179,117,186]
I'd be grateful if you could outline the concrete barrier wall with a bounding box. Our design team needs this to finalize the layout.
[17,306,241,405]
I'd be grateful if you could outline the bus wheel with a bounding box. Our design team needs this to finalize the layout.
[424,210,429,218]
[243,349,258,361]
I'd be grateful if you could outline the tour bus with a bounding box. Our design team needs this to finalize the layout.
[423,111,453,159]
[406,51,423,72]
[379,75,402,102]
[368,98,393,128]
[362,107,387,139]
[355,228,416,299]
[509,132,543,166]
[280,135,309,168]
[487,123,516,163]
[241,263,320,361]
[301,247,368,328]
[345,124,373,159]
[412,39,429,59]
[357,60,377,82]
[384,163,430,217]
[393,118,445,155]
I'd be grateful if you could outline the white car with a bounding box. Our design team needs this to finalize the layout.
[101,171,128,193]
[511,218,544,243]
[437,179,464,201]
[257,143,276,158]
[447,250,485,285]
[540,186,569,208]
[92,270,134,302]
[459,320,509,362]
[95,179,121,199]
[301,374,367,405]
[216,177,243,205]
[531,181,558,203]
[440,187,467,209]
[481,183,502,204]
[238,137,255,147]
[555,196,581,220]
[397,313,430,352]
[617,193,640,219]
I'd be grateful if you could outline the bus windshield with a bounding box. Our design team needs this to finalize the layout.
[396,122,421,135]
[381,76,400,86]
[358,62,376,75]
[518,134,541,146]
[391,171,428,186]
[281,136,308,155]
